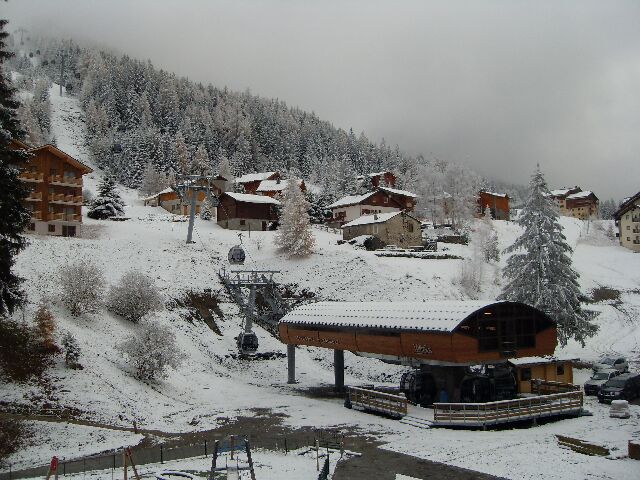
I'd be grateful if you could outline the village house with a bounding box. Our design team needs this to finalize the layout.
[547,187,599,220]
[216,192,280,231]
[235,171,281,194]
[328,187,418,227]
[478,190,510,220]
[143,174,231,216]
[356,171,396,190]
[613,191,640,252]
[13,140,93,237]
[341,211,422,248]
[255,178,306,198]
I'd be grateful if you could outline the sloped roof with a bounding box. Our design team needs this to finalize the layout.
[223,192,280,205]
[342,211,402,228]
[235,171,278,184]
[508,355,577,366]
[480,190,508,198]
[613,191,640,219]
[280,300,509,333]
[256,178,302,192]
[29,144,93,174]
[327,192,375,209]
[566,190,597,200]
[143,187,174,201]
[378,186,418,198]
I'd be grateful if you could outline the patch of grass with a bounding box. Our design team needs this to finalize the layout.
[171,289,224,335]
[590,286,621,303]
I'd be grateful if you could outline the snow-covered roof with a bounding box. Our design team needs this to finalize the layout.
[143,187,174,201]
[235,172,278,184]
[223,192,280,205]
[280,300,507,333]
[327,192,375,209]
[369,171,394,178]
[342,211,402,228]
[549,189,572,197]
[481,191,508,198]
[256,179,302,192]
[508,355,577,366]
[566,190,595,200]
[378,186,418,198]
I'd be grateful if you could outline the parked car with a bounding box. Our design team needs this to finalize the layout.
[592,356,628,373]
[610,400,631,419]
[584,369,620,396]
[598,372,640,403]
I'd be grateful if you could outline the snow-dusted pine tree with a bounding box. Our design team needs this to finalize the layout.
[191,144,210,176]
[61,332,81,368]
[0,18,31,317]
[498,166,597,346]
[139,162,168,196]
[480,207,500,263]
[274,179,315,257]
[88,176,125,219]
[200,197,213,220]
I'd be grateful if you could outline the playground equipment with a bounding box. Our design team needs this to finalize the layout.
[208,435,256,480]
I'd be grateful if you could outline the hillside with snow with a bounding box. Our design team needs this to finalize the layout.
[2,86,640,480]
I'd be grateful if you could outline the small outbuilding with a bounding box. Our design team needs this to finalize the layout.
[216,192,280,231]
[341,211,421,248]
[508,356,575,393]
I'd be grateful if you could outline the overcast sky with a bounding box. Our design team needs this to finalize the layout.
[4,0,640,200]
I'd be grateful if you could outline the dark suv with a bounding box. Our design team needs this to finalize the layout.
[598,372,640,403]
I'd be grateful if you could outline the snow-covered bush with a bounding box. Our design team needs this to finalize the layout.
[61,332,82,369]
[107,270,163,323]
[275,178,315,257]
[117,320,182,381]
[88,176,125,219]
[60,259,105,316]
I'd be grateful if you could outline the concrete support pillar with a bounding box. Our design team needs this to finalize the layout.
[334,349,345,393]
[287,344,296,384]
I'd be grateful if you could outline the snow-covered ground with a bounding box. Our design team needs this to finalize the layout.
[3,85,640,479]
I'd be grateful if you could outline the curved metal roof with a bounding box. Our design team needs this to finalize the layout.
[280,300,547,333]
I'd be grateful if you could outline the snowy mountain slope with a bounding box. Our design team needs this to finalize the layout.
[4,89,640,480]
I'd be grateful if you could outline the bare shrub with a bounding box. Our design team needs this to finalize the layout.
[0,418,33,467]
[117,319,182,381]
[60,259,105,316]
[0,317,57,381]
[107,271,163,323]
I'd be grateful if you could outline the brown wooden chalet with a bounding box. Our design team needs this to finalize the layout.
[14,142,93,237]
[478,190,510,220]
[255,178,306,198]
[216,192,280,231]
[235,171,281,194]
[547,186,599,220]
[357,171,396,189]
[328,186,418,226]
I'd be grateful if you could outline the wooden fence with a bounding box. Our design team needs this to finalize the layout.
[432,390,583,428]
[346,386,408,418]
[531,379,581,395]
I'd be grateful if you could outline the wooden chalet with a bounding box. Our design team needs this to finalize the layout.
[357,171,397,189]
[216,192,280,231]
[342,211,421,248]
[508,356,575,394]
[255,178,306,198]
[235,171,281,194]
[614,191,640,252]
[478,191,510,220]
[14,142,93,237]
[328,187,418,227]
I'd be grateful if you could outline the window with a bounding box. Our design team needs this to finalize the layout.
[28,223,35,231]
[627,226,630,230]
[48,224,56,233]
[372,224,379,234]
[50,168,57,175]
[384,196,389,204]
[520,368,531,381]
[556,364,565,376]
[240,219,246,226]
[407,223,414,232]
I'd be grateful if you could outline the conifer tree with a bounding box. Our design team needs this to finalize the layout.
[191,144,210,176]
[275,179,315,257]
[139,162,168,196]
[200,197,213,220]
[88,176,125,219]
[0,18,31,317]
[498,166,597,346]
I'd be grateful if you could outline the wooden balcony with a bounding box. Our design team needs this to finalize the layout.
[31,211,43,221]
[49,175,82,187]
[50,213,81,223]
[19,172,44,183]
[25,192,43,202]
[49,193,83,205]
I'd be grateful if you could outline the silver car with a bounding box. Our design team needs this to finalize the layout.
[584,368,620,395]
[592,357,628,374]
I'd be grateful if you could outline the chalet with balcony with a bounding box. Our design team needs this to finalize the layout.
[478,191,510,220]
[235,171,281,194]
[547,186,599,220]
[216,192,280,231]
[328,186,418,227]
[17,143,93,237]
[255,178,306,198]
[613,191,640,252]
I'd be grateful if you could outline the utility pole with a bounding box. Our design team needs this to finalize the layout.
[59,50,66,96]
[172,173,219,244]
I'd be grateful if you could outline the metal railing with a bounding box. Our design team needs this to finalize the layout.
[347,386,408,418]
[433,390,583,427]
